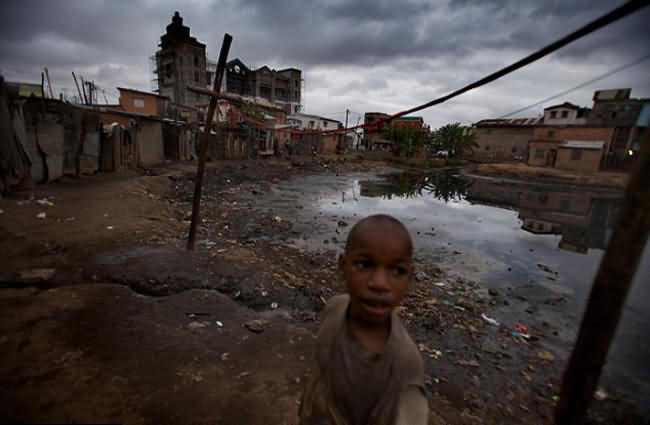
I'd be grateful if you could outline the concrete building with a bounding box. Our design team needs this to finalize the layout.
[473,118,540,162]
[543,102,590,126]
[528,126,614,172]
[392,116,425,129]
[287,113,342,131]
[154,12,208,108]
[208,58,302,114]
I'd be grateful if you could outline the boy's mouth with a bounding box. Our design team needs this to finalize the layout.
[360,299,391,317]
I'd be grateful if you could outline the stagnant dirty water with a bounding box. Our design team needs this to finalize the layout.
[234,168,650,415]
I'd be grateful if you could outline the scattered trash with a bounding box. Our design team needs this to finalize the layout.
[64,217,76,222]
[36,198,54,207]
[106,226,114,230]
[0,209,4,214]
[236,371,251,379]
[537,351,555,362]
[515,323,528,334]
[261,290,268,297]
[418,343,443,359]
[220,352,230,361]
[488,288,499,296]
[454,305,466,312]
[36,212,47,219]
[187,321,209,330]
[273,216,282,222]
[337,220,348,227]
[594,387,608,401]
[244,319,269,333]
[270,302,279,309]
[216,321,224,328]
[512,331,531,340]
[457,359,480,368]
[481,313,500,326]
[415,271,429,282]
[434,281,446,288]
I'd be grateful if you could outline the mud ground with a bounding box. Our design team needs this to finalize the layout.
[0,157,642,424]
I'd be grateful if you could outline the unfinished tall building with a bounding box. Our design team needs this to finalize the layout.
[153,11,207,108]
[207,58,303,114]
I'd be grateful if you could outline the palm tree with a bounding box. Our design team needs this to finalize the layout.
[430,123,478,157]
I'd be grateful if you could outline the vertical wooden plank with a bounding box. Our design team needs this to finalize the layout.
[187,33,232,250]
[555,138,650,424]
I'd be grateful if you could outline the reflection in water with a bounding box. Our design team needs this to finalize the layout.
[358,170,623,254]
[359,169,472,202]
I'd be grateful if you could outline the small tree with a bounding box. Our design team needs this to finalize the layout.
[382,126,426,157]
[431,123,477,157]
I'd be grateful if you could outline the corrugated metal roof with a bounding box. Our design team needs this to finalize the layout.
[561,140,604,149]
[475,117,540,127]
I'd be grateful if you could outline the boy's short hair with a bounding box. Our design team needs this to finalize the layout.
[344,214,413,257]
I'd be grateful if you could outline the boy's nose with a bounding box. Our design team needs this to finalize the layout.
[367,269,391,292]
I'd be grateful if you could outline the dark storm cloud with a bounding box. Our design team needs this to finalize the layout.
[0,0,648,127]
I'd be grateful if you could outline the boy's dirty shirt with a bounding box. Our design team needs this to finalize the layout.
[300,294,429,425]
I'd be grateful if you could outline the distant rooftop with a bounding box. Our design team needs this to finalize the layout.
[475,117,541,127]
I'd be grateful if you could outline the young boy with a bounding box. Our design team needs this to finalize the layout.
[300,214,428,425]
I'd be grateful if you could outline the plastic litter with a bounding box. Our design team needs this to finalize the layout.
[0,209,4,214]
[515,323,528,334]
[512,331,531,340]
[216,321,224,328]
[270,302,279,309]
[537,351,555,362]
[594,387,608,401]
[273,216,282,222]
[107,226,114,230]
[36,198,54,207]
[36,212,47,219]
[481,313,500,326]
[434,281,446,287]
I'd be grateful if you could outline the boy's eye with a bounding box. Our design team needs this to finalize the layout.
[391,266,408,277]
[354,259,372,270]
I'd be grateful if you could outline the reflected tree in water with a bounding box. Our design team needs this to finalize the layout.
[359,170,472,202]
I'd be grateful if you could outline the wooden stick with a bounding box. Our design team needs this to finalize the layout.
[187,33,232,251]
[555,138,650,424]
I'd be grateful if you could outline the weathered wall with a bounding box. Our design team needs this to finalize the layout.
[119,90,161,116]
[474,126,533,161]
[555,148,602,173]
[135,120,164,168]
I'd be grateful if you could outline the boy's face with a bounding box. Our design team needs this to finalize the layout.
[339,224,413,326]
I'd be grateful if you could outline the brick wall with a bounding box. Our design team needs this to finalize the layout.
[475,126,533,161]
[555,147,602,173]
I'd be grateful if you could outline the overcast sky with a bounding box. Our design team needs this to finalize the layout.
[1,0,649,127]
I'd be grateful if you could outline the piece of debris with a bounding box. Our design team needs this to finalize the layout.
[36,212,47,219]
[273,216,282,223]
[488,288,499,296]
[594,387,608,401]
[457,359,480,368]
[244,319,269,333]
[187,321,209,330]
[481,313,500,326]
[107,226,114,230]
[270,302,279,309]
[220,352,230,361]
[434,281,446,288]
[0,209,4,214]
[36,198,54,207]
[216,321,224,328]
[415,271,429,282]
[337,220,348,227]
[537,351,555,362]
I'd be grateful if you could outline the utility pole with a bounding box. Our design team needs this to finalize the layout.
[186,33,233,251]
[44,67,53,98]
[554,137,650,424]
[72,72,83,104]
[343,108,349,153]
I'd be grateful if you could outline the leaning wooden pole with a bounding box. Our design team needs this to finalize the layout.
[555,141,650,424]
[187,33,232,250]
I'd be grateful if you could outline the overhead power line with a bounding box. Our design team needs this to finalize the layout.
[498,52,650,118]
[328,0,649,134]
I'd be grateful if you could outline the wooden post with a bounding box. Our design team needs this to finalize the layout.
[186,33,232,251]
[555,140,650,424]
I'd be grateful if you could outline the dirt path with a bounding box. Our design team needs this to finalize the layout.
[0,158,639,424]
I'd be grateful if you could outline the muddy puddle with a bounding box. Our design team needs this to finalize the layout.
[235,167,650,414]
